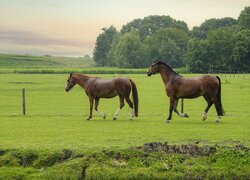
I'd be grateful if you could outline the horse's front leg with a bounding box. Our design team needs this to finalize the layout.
[87,97,94,120]
[166,97,175,123]
[95,98,106,119]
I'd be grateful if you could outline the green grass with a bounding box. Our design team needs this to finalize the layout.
[0,53,94,68]
[0,73,249,178]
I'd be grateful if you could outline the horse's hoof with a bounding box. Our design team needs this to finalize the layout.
[184,113,189,118]
[215,120,220,123]
[86,118,91,121]
[202,112,207,121]
[102,114,106,120]
[165,120,171,123]
[202,117,207,121]
[113,117,117,121]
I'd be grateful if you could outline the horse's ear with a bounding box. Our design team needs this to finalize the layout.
[70,73,72,77]
[153,60,160,65]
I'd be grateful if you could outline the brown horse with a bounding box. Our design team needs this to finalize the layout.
[65,73,138,120]
[147,60,224,123]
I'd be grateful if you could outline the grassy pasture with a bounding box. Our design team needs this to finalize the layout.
[0,54,94,68]
[0,73,249,178]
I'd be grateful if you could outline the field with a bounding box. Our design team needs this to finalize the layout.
[0,72,250,179]
[0,53,185,74]
[0,54,95,68]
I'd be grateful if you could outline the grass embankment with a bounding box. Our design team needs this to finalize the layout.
[0,144,249,179]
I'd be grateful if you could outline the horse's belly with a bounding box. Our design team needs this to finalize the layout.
[182,93,201,99]
[99,90,118,98]
[178,88,203,98]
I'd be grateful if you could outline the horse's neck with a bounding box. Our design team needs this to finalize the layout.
[159,66,177,85]
[75,75,91,89]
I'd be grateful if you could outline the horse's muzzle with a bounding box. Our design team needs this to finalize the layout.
[65,88,69,92]
[147,72,152,76]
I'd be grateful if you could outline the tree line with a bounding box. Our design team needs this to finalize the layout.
[93,7,250,73]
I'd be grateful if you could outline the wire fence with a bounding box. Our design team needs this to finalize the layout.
[208,69,250,80]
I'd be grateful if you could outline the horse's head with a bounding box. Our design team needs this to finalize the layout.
[65,73,76,92]
[147,60,161,76]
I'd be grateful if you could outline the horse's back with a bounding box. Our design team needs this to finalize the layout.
[181,75,218,85]
[88,77,131,98]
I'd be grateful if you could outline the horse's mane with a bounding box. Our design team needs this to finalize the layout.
[154,60,181,76]
[70,73,95,79]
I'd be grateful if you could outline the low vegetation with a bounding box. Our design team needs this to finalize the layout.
[0,143,249,179]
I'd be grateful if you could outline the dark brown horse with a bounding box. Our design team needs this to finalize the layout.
[65,73,138,120]
[147,60,224,123]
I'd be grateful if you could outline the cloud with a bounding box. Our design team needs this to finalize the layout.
[0,29,92,48]
[0,28,95,56]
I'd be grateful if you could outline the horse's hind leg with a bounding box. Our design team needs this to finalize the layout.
[94,98,106,119]
[214,99,223,123]
[113,96,125,120]
[202,95,213,121]
[125,97,134,120]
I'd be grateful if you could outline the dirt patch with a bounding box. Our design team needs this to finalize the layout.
[0,150,6,156]
[232,144,249,151]
[134,142,217,156]
[8,82,36,84]
[0,149,74,168]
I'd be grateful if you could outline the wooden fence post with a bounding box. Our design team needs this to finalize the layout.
[22,88,26,115]
[181,98,184,114]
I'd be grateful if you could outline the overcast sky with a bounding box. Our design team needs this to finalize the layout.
[0,0,249,57]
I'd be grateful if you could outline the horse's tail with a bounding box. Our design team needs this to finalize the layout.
[216,76,225,115]
[129,79,138,117]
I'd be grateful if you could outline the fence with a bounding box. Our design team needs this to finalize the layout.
[208,70,250,80]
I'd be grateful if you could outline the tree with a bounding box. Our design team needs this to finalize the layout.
[232,29,250,71]
[92,7,249,71]
[115,31,149,68]
[184,39,209,73]
[185,28,236,72]
[83,54,90,58]
[238,6,250,29]
[121,15,188,40]
[206,28,235,70]
[191,17,237,39]
[145,28,189,67]
[106,33,120,66]
[159,38,182,67]
[93,26,117,66]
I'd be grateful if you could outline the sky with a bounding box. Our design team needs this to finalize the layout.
[0,0,249,57]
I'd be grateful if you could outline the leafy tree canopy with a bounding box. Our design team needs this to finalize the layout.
[92,7,250,72]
